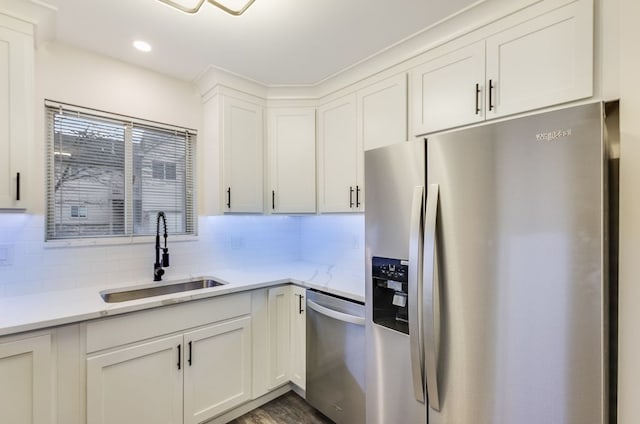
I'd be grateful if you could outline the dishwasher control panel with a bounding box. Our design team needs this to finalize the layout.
[372,256,409,334]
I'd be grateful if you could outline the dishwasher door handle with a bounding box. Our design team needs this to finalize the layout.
[307,299,365,326]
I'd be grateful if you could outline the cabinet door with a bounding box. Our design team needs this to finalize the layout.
[290,286,307,390]
[411,41,485,136]
[183,316,252,424]
[267,107,316,213]
[223,96,264,213]
[485,0,593,118]
[86,335,183,424]
[318,94,359,213]
[358,73,407,151]
[0,18,32,209]
[267,286,291,388]
[0,334,52,424]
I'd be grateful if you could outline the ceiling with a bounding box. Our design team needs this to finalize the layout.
[35,0,478,85]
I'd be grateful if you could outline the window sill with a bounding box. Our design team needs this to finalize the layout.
[44,234,199,249]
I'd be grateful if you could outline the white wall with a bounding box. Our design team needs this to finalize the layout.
[299,214,364,276]
[616,0,640,421]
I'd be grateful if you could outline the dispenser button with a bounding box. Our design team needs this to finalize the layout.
[387,280,402,291]
[392,293,407,307]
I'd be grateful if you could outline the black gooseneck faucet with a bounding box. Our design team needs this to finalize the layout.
[154,211,170,281]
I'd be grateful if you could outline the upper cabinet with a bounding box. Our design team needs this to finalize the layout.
[411,42,485,135]
[485,0,593,118]
[197,0,593,215]
[318,94,360,213]
[222,96,264,213]
[267,107,316,214]
[318,73,408,213]
[358,73,408,151]
[0,14,33,210]
[411,0,593,135]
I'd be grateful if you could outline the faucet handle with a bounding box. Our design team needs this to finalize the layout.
[162,249,170,267]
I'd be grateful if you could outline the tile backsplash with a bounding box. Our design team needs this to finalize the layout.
[0,213,364,297]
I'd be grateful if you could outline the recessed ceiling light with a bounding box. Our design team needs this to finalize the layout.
[133,40,152,52]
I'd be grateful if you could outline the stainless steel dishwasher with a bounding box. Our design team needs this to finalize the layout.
[306,289,365,424]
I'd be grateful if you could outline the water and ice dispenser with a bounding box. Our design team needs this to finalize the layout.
[371,256,409,334]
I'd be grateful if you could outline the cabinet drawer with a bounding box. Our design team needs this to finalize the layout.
[86,292,251,353]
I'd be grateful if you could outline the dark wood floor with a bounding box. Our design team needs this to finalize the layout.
[228,392,334,424]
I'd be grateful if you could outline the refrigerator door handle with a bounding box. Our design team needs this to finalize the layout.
[408,185,425,403]
[423,183,441,411]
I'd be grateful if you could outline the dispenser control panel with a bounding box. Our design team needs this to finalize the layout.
[372,256,410,334]
[372,257,408,282]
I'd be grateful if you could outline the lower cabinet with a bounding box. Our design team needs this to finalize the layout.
[0,333,53,424]
[267,286,291,389]
[86,302,252,424]
[183,317,252,423]
[266,285,306,391]
[289,286,306,390]
[0,288,307,424]
[86,335,183,424]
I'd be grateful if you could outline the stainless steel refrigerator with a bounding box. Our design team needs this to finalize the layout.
[364,102,618,424]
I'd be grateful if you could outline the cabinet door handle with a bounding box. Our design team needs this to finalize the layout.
[349,186,354,208]
[296,294,305,314]
[177,344,182,370]
[356,185,361,208]
[226,187,231,209]
[272,190,275,210]
[475,83,481,115]
[188,341,192,366]
[488,79,495,112]
[15,172,21,201]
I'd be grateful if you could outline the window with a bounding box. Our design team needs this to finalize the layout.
[70,206,87,218]
[152,160,177,180]
[46,102,196,240]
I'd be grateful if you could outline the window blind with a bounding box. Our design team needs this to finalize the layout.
[45,103,196,240]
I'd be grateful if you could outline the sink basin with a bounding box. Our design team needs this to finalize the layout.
[100,278,226,303]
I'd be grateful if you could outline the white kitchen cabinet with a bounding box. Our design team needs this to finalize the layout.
[266,285,307,391]
[86,293,253,424]
[87,318,252,424]
[0,14,33,210]
[318,94,362,213]
[183,316,252,424]
[485,0,593,118]
[267,107,316,213]
[358,73,407,151]
[86,335,183,424]
[410,0,592,135]
[267,286,291,389]
[223,96,264,213]
[411,41,485,135]
[0,333,52,424]
[318,75,406,213]
[289,286,306,390]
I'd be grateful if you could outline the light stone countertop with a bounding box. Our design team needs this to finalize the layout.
[0,261,364,337]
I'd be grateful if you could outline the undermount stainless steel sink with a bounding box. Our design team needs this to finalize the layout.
[100,278,226,303]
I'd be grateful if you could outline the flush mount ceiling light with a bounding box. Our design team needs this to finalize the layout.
[156,0,256,16]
